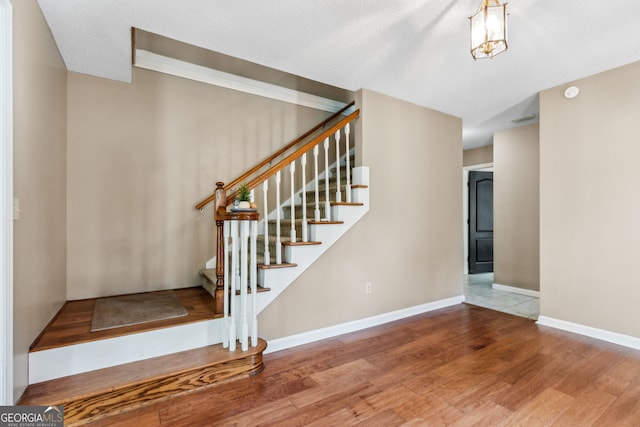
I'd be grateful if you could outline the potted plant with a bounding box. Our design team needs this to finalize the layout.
[236,183,252,209]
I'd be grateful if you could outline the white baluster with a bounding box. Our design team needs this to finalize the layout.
[275,171,282,264]
[323,137,330,220]
[262,180,270,266]
[345,123,352,203]
[301,153,308,242]
[222,221,230,348]
[229,220,238,351]
[335,130,342,203]
[240,220,249,351]
[313,145,320,222]
[289,160,296,242]
[250,220,258,347]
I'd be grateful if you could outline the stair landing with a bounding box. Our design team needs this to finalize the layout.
[31,287,219,352]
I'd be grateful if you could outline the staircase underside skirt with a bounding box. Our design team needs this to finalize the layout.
[258,194,369,314]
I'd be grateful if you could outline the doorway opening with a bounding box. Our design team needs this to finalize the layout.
[462,163,539,320]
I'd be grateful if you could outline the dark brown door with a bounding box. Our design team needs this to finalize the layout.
[468,171,493,273]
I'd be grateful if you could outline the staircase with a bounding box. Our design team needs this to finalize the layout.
[199,156,369,317]
[19,103,367,424]
[192,103,365,352]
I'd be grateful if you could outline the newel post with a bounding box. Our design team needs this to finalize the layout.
[214,182,226,315]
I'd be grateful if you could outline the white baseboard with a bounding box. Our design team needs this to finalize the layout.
[537,316,640,350]
[492,283,540,298]
[264,295,464,354]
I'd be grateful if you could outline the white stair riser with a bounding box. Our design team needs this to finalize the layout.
[29,318,226,384]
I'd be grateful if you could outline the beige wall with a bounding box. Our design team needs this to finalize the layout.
[540,61,640,338]
[12,0,67,401]
[66,69,334,299]
[493,124,539,291]
[259,89,463,339]
[463,145,493,167]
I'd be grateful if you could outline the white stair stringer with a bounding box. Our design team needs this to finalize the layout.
[255,167,369,315]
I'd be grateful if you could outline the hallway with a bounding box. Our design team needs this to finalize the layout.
[464,273,539,320]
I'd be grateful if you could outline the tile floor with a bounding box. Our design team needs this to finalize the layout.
[463,273,539,320]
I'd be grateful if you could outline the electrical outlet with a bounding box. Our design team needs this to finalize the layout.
[365,282,372,295]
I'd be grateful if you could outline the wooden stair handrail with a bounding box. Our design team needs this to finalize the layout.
[225,109,360,205]
[195,101,356,210]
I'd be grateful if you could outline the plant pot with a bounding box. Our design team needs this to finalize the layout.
[238,201,251,209]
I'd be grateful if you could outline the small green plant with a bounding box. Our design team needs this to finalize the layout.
[237,183,251,202]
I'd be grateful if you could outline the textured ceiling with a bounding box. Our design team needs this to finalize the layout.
[37,0,640,149]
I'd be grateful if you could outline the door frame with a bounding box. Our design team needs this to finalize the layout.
[1,0,13,405]
[462,162,493,275]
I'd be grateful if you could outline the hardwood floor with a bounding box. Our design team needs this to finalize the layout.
[30,287,218,351]
[75,303,640,426]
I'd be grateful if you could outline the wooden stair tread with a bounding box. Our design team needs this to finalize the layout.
[351,184,368,189]
[234,287,271,295]
[281,241,322,246]
[257,262,297,270]
[330,201,364,206]
[201,268,274,289]
[308,220,344,225]
[19,339,267,425]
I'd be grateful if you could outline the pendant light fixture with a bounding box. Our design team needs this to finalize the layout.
[469,0,508,60]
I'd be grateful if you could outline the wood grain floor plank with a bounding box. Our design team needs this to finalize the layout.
[410,392,467,425]
[260,382,379,427]
[351,409,407,426]
[289,359,380,408]
[367,353,444,390]
[501,387,574,425]
[593,381,640,426]
[92,409,160,427]
[554,348,623,397]
[357,384,420,417]
[449,401,512,427]
[553,386,617,426]
[494,352,575,412]
[209,398,299,427]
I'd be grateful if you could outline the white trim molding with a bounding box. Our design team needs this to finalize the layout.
[264,296,464,354]
[537,316,640,351]
[0,0,13,405]
[134,49,353,114]
[492,283,540,298]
